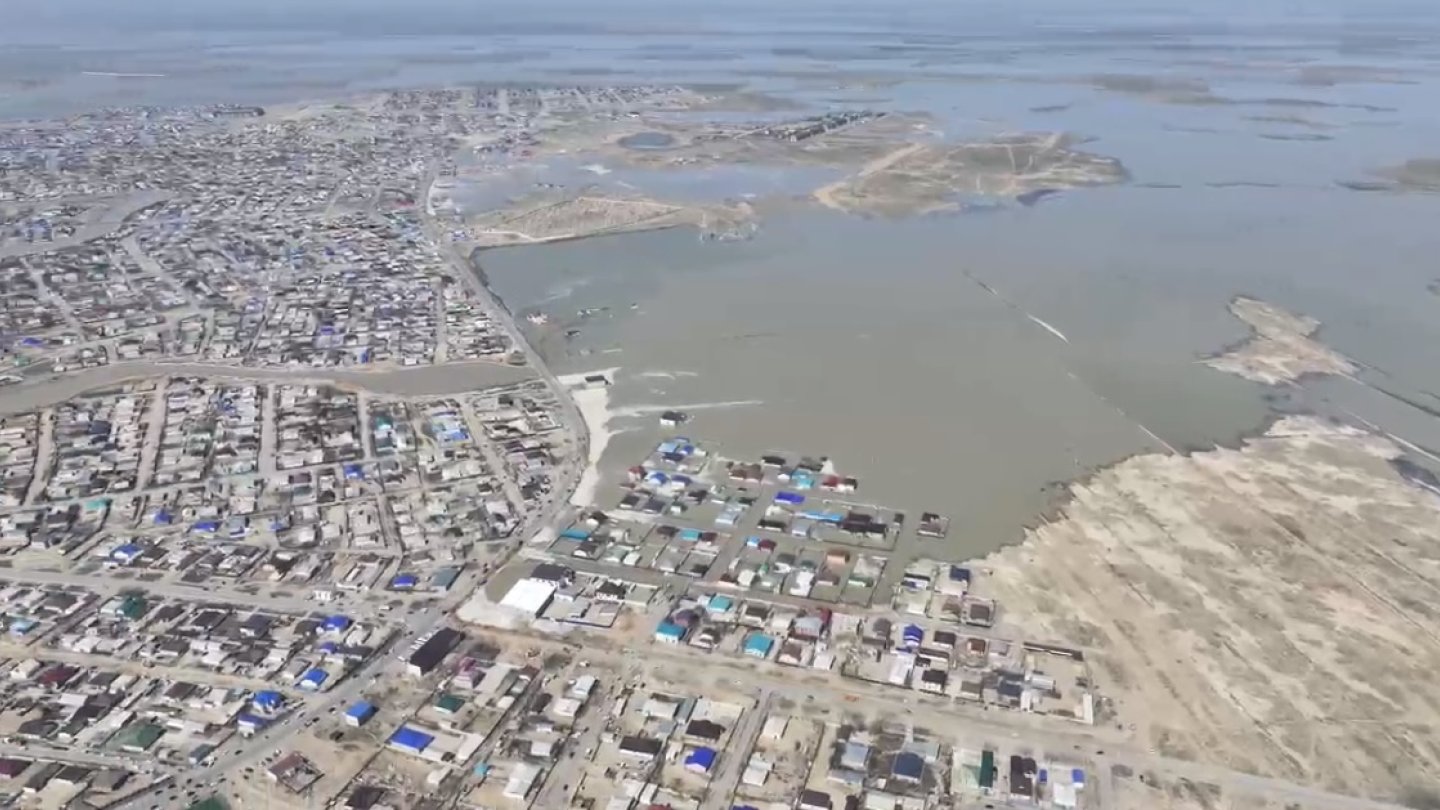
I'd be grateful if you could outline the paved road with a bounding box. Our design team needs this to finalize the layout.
[0,569,348,617]
[0,743,152,772]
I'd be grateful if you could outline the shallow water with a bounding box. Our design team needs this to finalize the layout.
[463,2,1440,558]
[480,207,1278,557]
[452,155,841,212]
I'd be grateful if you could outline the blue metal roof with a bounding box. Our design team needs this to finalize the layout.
[323,615,351,632]
[389,726,433,751]
[743,633,773,656]
[893,751,924,779]
[300,668,328,687]
[252,690,283,708]
[345,701,376,720]
[685,747,717,771]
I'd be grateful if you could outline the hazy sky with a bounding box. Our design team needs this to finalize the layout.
[12,0,1438,35]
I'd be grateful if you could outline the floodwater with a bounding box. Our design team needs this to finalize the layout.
[451,155,840,211]
[8,0,1440,560]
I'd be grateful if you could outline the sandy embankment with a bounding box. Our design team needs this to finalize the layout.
[557,367,763,508]
[982,298,1440,807]
[557,368,620,507]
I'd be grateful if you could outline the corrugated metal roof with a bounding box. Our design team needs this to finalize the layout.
[389,726,433,751]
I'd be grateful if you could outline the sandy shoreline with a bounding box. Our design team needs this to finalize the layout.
[556,366,766,508]
[556,367,621,507]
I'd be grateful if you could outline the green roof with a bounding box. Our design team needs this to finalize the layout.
[110,722,164,751]
[119,594,146,619]
[188,798,228,810]
[433,693,465,714]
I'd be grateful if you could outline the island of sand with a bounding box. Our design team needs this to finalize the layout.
[813,132,1127,216]
[463,188,756,247]
[1204,296,1356,385]
[448,102,1128,242]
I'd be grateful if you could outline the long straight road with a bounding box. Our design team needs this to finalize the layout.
[467,617,1416,810]
[420,173,590,538]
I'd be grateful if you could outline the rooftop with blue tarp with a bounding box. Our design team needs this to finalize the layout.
[323,615,352,632]
[390,573,418,589]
